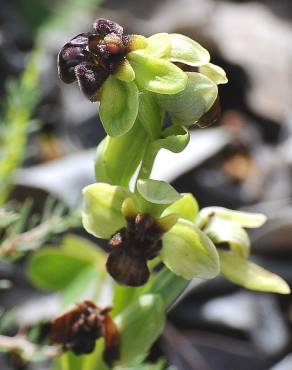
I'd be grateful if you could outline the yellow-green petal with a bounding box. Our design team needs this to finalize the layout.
[128,52,187,94]
[165,33,210,67]
[204,218,250,258]
[140,33,172,58]
[162,193,199,222]
[219,250,290,294]
[82,183,131,239]
[114,59,135,82]
[199,63,228,85]
[196,206,267,229]
[161,220,220,280]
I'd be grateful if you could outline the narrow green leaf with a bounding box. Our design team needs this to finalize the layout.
[162,193,199,222]
[157,72,218,126]
[219,250,290,294]
[115,294,165,365]
[27,248,90,291]
[99,76,139,137]
[128,52,187,94]
[199,63,228,85]
[82,183,130,239]
[161,220,220,280]
[95,120,149,186]
[165,33,210,66]
[137,179,181,205]
[204,218,250,258]
[195,206,267,229]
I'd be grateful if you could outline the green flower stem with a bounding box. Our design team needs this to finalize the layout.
[136,141,156,181]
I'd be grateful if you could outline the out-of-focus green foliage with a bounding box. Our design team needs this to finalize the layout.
[0,54,40,205]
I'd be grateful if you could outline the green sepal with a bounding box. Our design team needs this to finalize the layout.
[139,33,172,58]
[204,218,250,258]
[99,76,139,137]
[128,52,187,94]
[136,179,182,217]
[199,63,228,85]
[155,125,190,153]
[137,179,181,205]
[161,220,220,280]
[195,206,267,229]
[162,193,199,222]
[219,250,290,294]
[157,72,218,126]
[165,33,210,66]
[95,120,149,186]
[114,59,135,82]
[82,183,131,239]
[115,294,165,365]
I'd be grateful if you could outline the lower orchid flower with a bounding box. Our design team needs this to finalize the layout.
[82,180,220,286]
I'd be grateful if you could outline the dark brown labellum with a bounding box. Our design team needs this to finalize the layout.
[93,18,123,37]
[106,214,164,286]
[50,301,120,365]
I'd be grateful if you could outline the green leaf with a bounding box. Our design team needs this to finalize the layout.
[128,52,187,94]
[27,248,91,291]
[143,267,188,308]
[161,220,220,280]
[140,33,172,58]
[157,72,218,126]
[199,63,228,85]
[138,91,162,139]
[61,266,99,306]
[61,234,105,264]
[99,76,139,137]
[95,120,149,186]
[82,183,131,239]
[204,219,250,258]
[137,179,181,205]
[162,193,199,222]
[165,33,210,66]
[195,206,267,229]
[219,250,290,294]
[116,294,165,365]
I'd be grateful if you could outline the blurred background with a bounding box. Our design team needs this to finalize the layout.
[1,0,292,369]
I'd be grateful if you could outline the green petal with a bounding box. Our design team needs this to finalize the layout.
[196,206,267,229]
[99,76,139,137]
[161,220,220,280]
[219,250,290,294]
[165,33,210,66]
[162,193,199,222]
[199,63,228,85]
[137,179,181,205]
[140,33,172,58]
[204,218,250,258]
[128,52,187,94]
[95,119,149,186]
[114,59,135,82]
[82,183,131,239]
[157,72,218,126]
